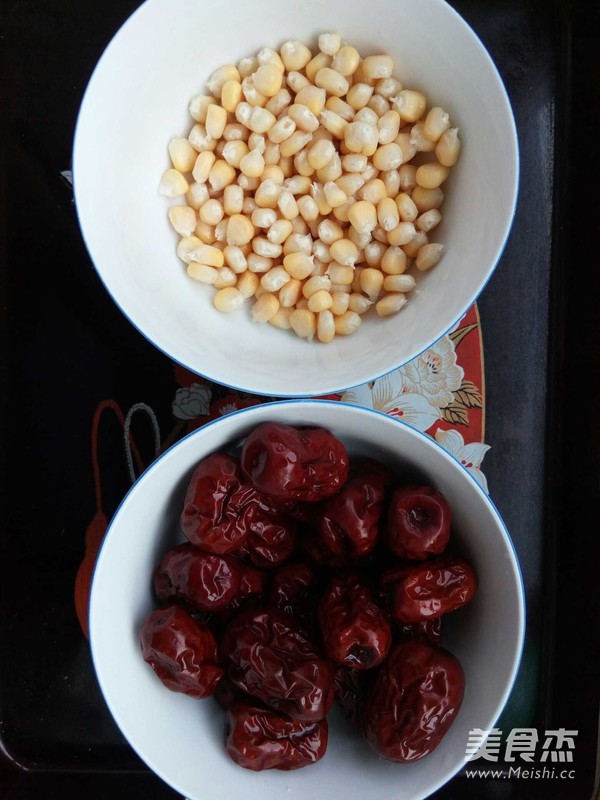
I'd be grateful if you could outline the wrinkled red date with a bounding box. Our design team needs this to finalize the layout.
[225,703,328,771]
[334,666,370,724]
[310,470,388,564]
[383,557,477,623]
[180,452,257,554]
[318,575,391,669]
[240,501,297,568]
[241,422,349,502]
[154,543,243,612]
[362,639,465,762]
[269,562,317,622]
[385,485,451,559]
[396,617,443,644]
[140,605,222,698]
[221,608,334,721]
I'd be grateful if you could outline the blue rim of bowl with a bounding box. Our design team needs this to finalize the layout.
[89,399,526,800]
[72,0,520,399]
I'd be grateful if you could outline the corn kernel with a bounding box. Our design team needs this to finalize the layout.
[257,46,285,71]
[168,206,196,237]
[334,310,361,335]
[290,308,317,340]
[320,109,348,139]
[252,292,280,322]
[189,94,217,123]
[306,52,331,83]
[269,308,292,329]
[331,45,360,77]
[283,252,315,279]
[280,40,313,71]
[412,185,445,212]
[346,83,374,110]
[268,116,296,144]
[376,292,407,317]
[318,32,342,56]
[187,263,218,284]
[226,214,255,246]
[288,104,320,133]
[315,67,350,98]
[279,278,303,307]
[416,242,444,271]
[436,128,461,167]
[265,88,293,116]
[392,90,427,122]
[237,270,259,298]
[324,181,347,209]
[213,286,244,312]
[387,221,417,247]
[159,168,189,197]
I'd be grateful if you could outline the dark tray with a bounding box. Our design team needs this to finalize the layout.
[1,0,598,798]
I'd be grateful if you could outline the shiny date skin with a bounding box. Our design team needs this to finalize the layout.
[362,638,465,762]
[241,422,349,503]
[140,605,223,698]
[221,608,334,722]
[154,543,243,612]
[318,575,392,670]
[382,557,477,624]
[385,485,451,559]
[225,703,328,771]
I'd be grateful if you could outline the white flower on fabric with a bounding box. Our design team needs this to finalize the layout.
[172,383,212,420]
[341,370,440,434]
[435,428,491,493]
[399,336,464,409]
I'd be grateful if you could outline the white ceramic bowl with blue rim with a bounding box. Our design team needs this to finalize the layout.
[73,0,519,398]
[89,400,524,800]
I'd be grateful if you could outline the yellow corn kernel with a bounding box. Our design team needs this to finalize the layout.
[269,308,292,329]
[316,152,342,182]
[334,310,361,335]
[194,220,216,244]
[290,308,317,340]
[330,291,350,315]
[265,88,293,116]
[402,230,429,258]
[268,116,296,144]
[226,214,255,246]
[223,245,247,274]
[332,197,356,223]
[213,266,237,289]
[305,52,331,83]
[158,168,189,198]
[311,182,333,216]
[435,128,462,167]
[368,94,390,117]
[254,63,283,97]
[238,174,260,192]
[251,207,277,229]
[362,54,393,80]
[341,154,367,173]
[392,90,427,122]
[189,123,216,153]
[327,263,355,284]
[318,32,342,56]
[247,253,273,273]
[377,110,401,145]
[297,195,320,222]
[315,67,350,98]
[251,292,280,322]
[283,252,315,279]
[295,86,327,116]
[223,122,249,142]
[278,131,312,158]
[257,46,285,70]
[247,107,277,134]
[207,64,240,96]
[412,185,445,212]
[344,121,378,154]
[253,236,282,259]
[372,142,404,171]
[213,286,245,312]
[324,181,347,209]
[381,245,407,274]
[238,148,264,179]
[192,151,216,184]
[308,290,333,313]
[263,145,282,168]
[376,292,407,317]
[205,104,227,140]
[198,199,223,226]
[277,190,299,220]
[383,274,416,293]
[376,77,402,98]
[387,221,417,247]
[187,262,218,284]
[186,182,210,210]
[423,107,451,143]
[288,104,320,133]
[280,40,312,71]
[254,179,281,209]
[330,238,359,266]
[364,241,386,267]
[320,109,348,139]
[325,96,354,121]
[220,141,247,169]
[348,200,377,234]
[268,219,293,244]
[168,206,196,237]
[410,122,436,153]
[307,139,335,170]
[377,197,400,232]
[416,243,444,271]
[168,138,197,173]
[416,209,442,233]
[260,267,291,292]
[331,45,360,77]
[220,80,242,112]
[189,94,217,123]
[359,267,384,300]
[355,106,379,126]
[316,309,335,343]
[346,83,374,111]
[208,160,236,191]
[279,278,303,307]
[348,292,372,314]
[396,131,418,161]
[359,179,387,205]
[317,219,344,245]
[416,162,450,189]
[236,271,258,298]
[303,275,332,298]
[382,169,401,198]
[394,193,417,222]
[221,185,243,216]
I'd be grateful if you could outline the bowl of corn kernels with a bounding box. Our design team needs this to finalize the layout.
[73,0,518,397]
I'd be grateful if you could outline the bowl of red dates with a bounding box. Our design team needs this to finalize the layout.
[89,400,524,800]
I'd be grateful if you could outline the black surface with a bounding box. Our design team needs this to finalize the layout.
[1,0,598,798]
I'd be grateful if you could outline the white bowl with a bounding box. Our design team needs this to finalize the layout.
[73,0,518,397]
[73,0,518,398]
[90,400,524,800]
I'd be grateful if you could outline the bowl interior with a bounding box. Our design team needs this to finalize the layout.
[73,0,518,397]
[90,401,524,800]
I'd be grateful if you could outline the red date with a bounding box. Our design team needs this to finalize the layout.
[269,562,317,622]
[383,557,477,623]
[385,485,451,559]
[154,543,243,612]
[362,639,465,762]
[312,471,387,563]
[241,501,297,568]
[181,452,258,554]
[221,608,334,721]
[241,422,349,502]
[140,605,222,698]
[225,702,328,771]
[318,576,391,669]
[334,666,370,724]
[396,617,443,644]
